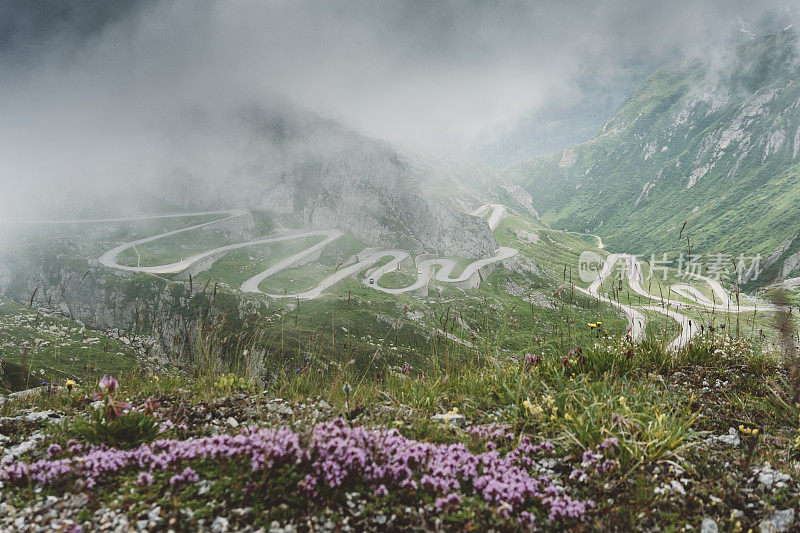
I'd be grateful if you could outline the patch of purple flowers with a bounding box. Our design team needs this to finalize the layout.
[464,423,515,451]
[1,419,599,525]
[570,437,619,482]
[170,467,200,487]
[524,353,541,370]
[435,492,462,512]
[47,444,62,458]
[136,472,154,486]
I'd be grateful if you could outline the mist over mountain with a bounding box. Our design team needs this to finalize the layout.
[466,3,800,169]
[505,30,800,285]
[469,65,655,168]
[2,0,798,221]
[1,0,798,265]
[156,101,497,257]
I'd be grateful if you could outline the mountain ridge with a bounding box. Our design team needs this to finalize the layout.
[156,101,497,258]
[504,29,800,285]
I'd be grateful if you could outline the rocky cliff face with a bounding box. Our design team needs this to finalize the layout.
[159,102,496,258]
[505,30,800,284]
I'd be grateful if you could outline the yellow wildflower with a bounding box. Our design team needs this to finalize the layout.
[522,399,532,409]
[522,399,543,417]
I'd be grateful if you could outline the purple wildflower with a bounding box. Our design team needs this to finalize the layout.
[47,444,62,458]
[105,399,131,421]
[580,438,620,474]
[518,511,536,528]
[136,472,154,486]
[169,467,199,487]
[435,492,462,512]
[97,375,118,394]
[571,468,588,483]
[524,353,541,370]
[600,437,618,449]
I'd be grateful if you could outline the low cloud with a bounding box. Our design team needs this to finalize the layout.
[0,0,798,218]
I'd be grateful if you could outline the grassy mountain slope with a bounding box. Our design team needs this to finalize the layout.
[505,30,800,285]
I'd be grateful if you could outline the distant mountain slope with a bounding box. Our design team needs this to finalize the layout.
[403,151,540,222]
[505,30,800,284]
[159,101,497,258]
[470,64,656,168]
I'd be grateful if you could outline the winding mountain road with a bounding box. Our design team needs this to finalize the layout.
[582,253,785,350]
[17,204,778,349]
[364,246,518,295]
[470,204,507,231]
[89,205,517,299]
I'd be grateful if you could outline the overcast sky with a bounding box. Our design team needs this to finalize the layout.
[0,0,798,217]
